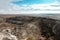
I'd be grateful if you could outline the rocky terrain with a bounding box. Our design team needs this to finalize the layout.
[0,15,60,40]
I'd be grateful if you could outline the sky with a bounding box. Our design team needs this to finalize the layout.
[0,0,60,14]
[12,0,55,5]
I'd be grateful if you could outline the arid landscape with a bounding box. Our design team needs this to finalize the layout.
[0,14,60,40]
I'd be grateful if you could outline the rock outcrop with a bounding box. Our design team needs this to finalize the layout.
[0,16,60,40]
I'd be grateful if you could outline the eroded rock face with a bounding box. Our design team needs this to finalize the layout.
[41,18,60,40]
[1,16,41,40]
[0,16,60,40]
[0,29,18,40]
[41,18,56,37]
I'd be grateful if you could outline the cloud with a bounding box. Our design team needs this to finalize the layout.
[0,0,22,14]
[0,0,60,14]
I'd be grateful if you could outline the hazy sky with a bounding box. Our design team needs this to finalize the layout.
[0,0,60,14]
